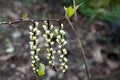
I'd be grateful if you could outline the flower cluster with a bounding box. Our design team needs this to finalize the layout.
[42,21,56,69]
[55,22,68,72]
[29,22,40,74]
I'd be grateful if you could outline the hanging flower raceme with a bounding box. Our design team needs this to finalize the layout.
[29,20,68,75]
[55,22,68,72]
[29,22,45,76]
[42,20,56,70]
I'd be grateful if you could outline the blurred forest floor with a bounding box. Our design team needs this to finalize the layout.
[0,0,120,80]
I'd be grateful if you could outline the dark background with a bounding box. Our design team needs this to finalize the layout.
[0,0,120,80]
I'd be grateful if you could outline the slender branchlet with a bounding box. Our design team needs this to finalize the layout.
[29,21,40,74]
[55,21,68,72]
[0,18,66,25]
[42,20,56,70]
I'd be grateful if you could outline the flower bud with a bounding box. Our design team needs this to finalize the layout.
[60,55,64,58]
[50,33,54,38]
[48,61,52,64]
[58,45,62,48]
[31,51,35,55]
[32,60,35,63]
[45,43,49,47]
[36,30,40,35]
[57,35,61,39]
[29,25,33,30]
[46,39,51,43]
[35,21,39,27]
[29,32,33,36]
[33,27,38,32]
[61,39,65,42]
[55,29,59,34]
[50,41,54,45]
[33,67,36,70]
[31,64,34,67]
[50,25,54,29]
[57,50,62,54]
[42,25,47,30]
[61,24,64,28]
[36,48,40,52]
[63,57,68,62]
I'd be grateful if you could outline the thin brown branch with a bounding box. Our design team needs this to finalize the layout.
[0,18,66,25]
[67,19,90,80]
[70,0,90,80]
[73,0,77,22]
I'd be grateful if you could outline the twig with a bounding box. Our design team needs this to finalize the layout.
[0,18,66,25]
[69,0,90,80]
[73,0,77,22]
[67,19,90,80]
